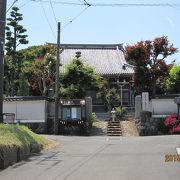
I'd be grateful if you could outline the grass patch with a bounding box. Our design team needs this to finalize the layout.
[0,124,51,149]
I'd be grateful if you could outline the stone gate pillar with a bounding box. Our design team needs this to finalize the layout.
[85,97,92,122]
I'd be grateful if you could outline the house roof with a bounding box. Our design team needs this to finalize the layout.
[4,96,46,101]
[58,44,134,76]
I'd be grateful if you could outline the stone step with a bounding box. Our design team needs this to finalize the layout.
[107,129,121,131]
[108,125,121,127]
[107,131,122,134]
[107,131,121,133]
[107,120,122,136]
[108,124,120,127]
[107,125,121,127]
[107,134,122,136]
[108,122,120,124]
[107,128,121,131]
[108,122,120,125]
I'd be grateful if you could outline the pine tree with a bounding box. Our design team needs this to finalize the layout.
[5,6,28,96]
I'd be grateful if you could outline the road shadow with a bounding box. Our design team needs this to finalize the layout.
[90,126,107,136]
[12,151,62,170]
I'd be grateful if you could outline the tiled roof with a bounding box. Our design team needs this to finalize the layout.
[59,44,134,76]
[4,96,46,101]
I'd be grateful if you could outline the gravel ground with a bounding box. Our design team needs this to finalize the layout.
[120,120,139,137]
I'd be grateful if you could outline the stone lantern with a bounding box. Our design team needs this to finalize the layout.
[111,108,116,121]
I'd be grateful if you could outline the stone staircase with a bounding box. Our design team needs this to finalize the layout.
[107,121,122,136]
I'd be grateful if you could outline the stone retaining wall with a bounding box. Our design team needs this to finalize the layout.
[135,111,164,136]
[22,123,47,134]
[0,143,42,169]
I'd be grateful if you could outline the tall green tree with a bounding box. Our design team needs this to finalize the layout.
[20,45,56,96]
[60,57,105,99]
[5,6,28,96]
[165,65,180,93]
[100,88,120,111]
[125,36,178,97]
[4,44,56,96]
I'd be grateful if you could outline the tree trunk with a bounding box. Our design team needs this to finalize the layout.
[11,28,17,96]
[42,68,46,96]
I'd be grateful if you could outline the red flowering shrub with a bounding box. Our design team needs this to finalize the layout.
[163,113,180,134]
[164,114,178,127]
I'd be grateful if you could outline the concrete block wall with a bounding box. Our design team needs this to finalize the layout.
[0,144,42,169]
[0,146,18,169]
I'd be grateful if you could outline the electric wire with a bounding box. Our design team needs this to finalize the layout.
[39,0,56,39]
[49,0,58,25]
[83,0,91,6]
[91,3,180,7]
[61,5,91,31]
[169,3,180,13]
[30,0,180,8]
[31,0,84,6]
[19,0,32,9]
[6,0,18,13]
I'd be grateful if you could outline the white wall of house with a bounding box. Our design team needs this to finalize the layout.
[3,100,47,123]
[149,99,177,116]
[135,95,178,118]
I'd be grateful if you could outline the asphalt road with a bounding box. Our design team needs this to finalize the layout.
[1,135,180,180]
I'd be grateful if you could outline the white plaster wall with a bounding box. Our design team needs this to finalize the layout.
[3,100,46,123]
[150,99,177,115]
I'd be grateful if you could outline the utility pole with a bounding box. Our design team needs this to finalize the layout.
[54,22,60,134]
[0,0,7,122]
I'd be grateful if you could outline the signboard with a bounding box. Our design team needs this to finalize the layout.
[62,107,82,120]
[142,92,149,111]
[71,107,77,119]
[60,99,85,106]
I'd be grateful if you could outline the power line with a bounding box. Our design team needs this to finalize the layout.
[83,0,91,6]
[62,5,91,31]
[169,4,180,13]
[91,3,180,7]
[39,0,56,39]
[49,0,58,25]
[31,0,84,6]
[31,0,180,8]
[6,0,18,13]
[19,0,32,9]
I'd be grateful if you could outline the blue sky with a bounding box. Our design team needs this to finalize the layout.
[7,0,180,63]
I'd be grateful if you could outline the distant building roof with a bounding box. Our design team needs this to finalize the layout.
[56,44,134,76]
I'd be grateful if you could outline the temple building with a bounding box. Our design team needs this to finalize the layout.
[59,44,134,113]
